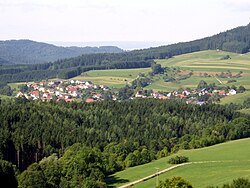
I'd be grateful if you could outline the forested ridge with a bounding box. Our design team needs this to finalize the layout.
[131,22,250,58]
[0,98,249,187]
[0,40,123,64]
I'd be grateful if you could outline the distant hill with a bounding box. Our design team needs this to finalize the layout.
[0,40,123,64]
[51,41,170,50]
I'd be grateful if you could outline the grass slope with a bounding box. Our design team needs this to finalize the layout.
[147,50,250,103]
[72,68,151,88]
[108,138,250,188]
[157,50,250,73]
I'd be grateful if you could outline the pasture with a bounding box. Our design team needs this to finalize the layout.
[72,68,151,88]
[108,138,250,188]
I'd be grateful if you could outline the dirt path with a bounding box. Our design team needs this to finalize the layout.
[214,76,223,84]
[118,161,224,188]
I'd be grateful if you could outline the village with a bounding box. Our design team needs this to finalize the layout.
[15,78,241,105]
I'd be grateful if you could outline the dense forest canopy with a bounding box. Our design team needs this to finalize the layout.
[0,98,249,170]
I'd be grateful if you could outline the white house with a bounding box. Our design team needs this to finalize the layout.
[228,89,237,95]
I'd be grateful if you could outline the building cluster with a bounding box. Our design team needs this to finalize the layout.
[16,79,238,105]
[135,88,237,105]
[16,80,111,103]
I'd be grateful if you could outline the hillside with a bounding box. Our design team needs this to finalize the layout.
[109,138,250,188]
[131,23,250,59]
[0,40,123,64]
[149,50,250,91]
[67,50,250,104]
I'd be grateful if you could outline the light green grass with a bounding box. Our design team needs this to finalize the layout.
[135,161,250,188]
[72,68,151,88]
[157,50,250,73]
[8,82,30,90]
[106,157,172,187]
[109,138,250,188]
[219,90,250,105]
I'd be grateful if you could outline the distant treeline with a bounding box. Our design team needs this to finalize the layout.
[0,53,153,82]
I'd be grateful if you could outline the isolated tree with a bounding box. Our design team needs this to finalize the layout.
[168,156,189,164]
[152,63,164,74]
[238,85,246,93]
[197,80,208,90]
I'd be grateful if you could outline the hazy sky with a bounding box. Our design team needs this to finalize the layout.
[1,0,250,44]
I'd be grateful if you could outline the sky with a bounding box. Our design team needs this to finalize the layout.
[0,0,250,48]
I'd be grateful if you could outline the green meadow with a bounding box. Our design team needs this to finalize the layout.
[154,50,250,91]
[156,50,250,73]
[108,138,250,188]
[72,68,151,88]
[220,90,250,105]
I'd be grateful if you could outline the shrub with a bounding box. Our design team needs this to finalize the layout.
[168,155,189,164]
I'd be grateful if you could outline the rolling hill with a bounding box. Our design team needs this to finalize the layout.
[0,40,123,64]
[109,138,250,188]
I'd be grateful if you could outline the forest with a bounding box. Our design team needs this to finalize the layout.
[0,98,249,187]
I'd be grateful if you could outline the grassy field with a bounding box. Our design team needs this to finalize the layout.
[72,68,151,88]
[146,50,250,103]
[108,138,250,188]
[156,50,250,83]
[8,82,34,90]
[157,50,250,73]
[220,90,250,105]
